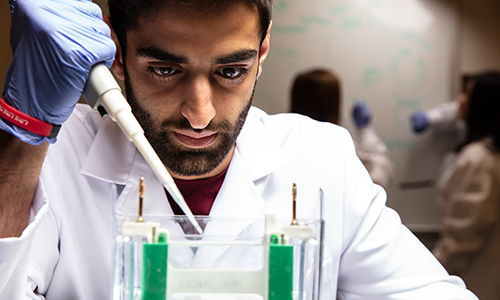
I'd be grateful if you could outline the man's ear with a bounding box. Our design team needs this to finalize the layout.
[257,21,272,79]
[103,15,125,80]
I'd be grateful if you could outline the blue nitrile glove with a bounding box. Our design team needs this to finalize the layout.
[410,111,429,133]
[0,0,116,145]
[352,101,372,128]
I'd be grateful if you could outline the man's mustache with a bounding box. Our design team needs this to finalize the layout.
[160,118,232,133]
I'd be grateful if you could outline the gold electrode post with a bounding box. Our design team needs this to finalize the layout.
[136,177,145,223]
[291,182,298,225]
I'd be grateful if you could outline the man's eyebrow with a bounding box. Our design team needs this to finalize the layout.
[215,49,258,65]
[136,46,189,64]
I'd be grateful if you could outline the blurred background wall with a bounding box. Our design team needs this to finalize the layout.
[2,0,500,97]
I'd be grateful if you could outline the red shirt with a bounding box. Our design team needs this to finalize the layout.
[166,168,228,216]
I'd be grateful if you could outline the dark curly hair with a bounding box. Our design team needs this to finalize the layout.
[459,70,500,152]
[108,0,272,57]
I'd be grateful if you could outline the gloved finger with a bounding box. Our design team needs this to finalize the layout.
[9,1,115,83]
[56,1,116,68]
[9,0,15,18]
[9,0,101,22]
[63,0,106,20]
[10,0,114,57]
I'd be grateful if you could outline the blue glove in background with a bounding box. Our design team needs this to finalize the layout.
[9,0,14,18]
[0,0,116,145]
[352,101,372,128]
[410,111,429,133]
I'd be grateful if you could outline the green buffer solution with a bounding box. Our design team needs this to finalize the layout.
[268,234,294,300]
[142,232,169,300]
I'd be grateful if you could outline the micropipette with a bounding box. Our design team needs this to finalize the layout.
[83,63,203,234]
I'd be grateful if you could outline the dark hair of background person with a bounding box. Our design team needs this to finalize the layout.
[461,74,474,93]
[458,70,500,152]
[290,69,342,125]
[108,0,273,59]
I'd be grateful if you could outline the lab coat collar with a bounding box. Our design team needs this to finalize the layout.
[234,107,290,182]
[80,115,169,215]
[80,116,135,185]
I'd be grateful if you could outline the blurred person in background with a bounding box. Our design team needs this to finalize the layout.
[410,74,476,143]
[290,68,394,189]
[431,70,500,300]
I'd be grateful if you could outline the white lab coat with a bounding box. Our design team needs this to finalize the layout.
[433,138,500,300]
[0,104,477,299]
[425,100,467,143]
[354,126,394,189]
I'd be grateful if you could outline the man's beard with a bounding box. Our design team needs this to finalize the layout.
[124,76,254,177]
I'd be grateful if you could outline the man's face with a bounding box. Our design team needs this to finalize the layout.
[110,3,270,179]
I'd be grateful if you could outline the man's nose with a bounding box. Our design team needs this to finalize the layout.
[181,77,216,129]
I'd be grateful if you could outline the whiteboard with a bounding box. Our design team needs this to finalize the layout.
[253,0,460,231]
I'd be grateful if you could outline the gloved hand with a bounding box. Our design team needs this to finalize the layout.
[352,101,372,128]
[0,0,116,145]
[410,111,429,133]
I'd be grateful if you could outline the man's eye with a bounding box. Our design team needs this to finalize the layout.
[219,67,243,79]
[151,66,177,77]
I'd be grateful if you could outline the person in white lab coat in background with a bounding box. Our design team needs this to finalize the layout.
[290,69,394,189]
[430,71,500,300]
[0,0,478,299]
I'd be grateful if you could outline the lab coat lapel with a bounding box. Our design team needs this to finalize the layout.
[208,107,290,222]
[80,116,134,185]
[191,147,267,265]
[209,149,265,220]
[80,116,171,216]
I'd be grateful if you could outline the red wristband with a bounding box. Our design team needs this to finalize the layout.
[0,97,61,138]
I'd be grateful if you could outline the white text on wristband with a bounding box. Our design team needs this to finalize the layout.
[0,98,61,138]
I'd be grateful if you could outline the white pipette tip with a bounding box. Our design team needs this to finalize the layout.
[191,217,204,235]
[165,184,203,234]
